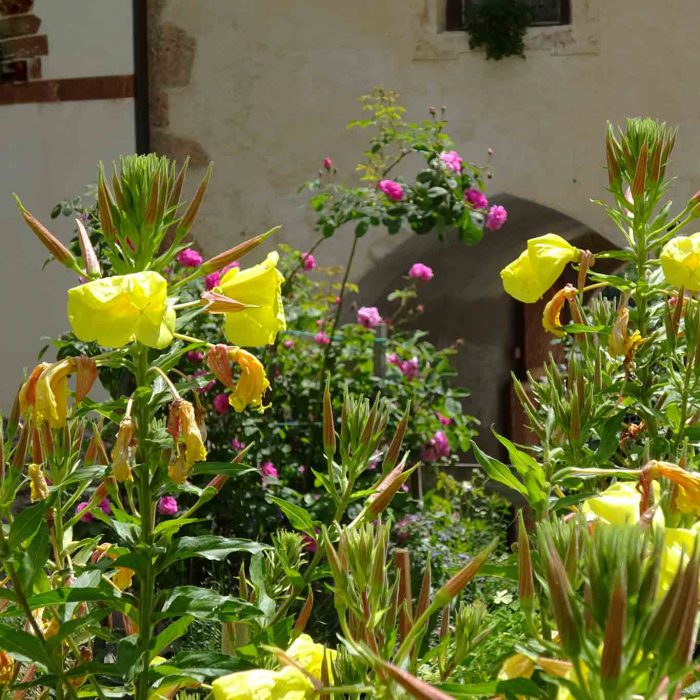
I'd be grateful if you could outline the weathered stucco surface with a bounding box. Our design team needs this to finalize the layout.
[150,0,700,271]
[148,0,700,451]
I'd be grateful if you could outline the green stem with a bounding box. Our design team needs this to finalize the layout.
[673,349,695,456]
[134,345,156,700]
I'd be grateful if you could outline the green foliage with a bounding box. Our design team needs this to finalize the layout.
[465,0,534,60]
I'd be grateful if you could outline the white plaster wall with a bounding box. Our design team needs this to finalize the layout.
[158,0,700,271]
[0,2,134,408]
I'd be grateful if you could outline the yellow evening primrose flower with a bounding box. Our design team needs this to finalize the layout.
[19,362,50,417]
[229,348,271,413]
[28,464,49,502]
[67,271,175,349]
[212,667,311,700]
[582,481,664,528]
[166,399,207,484]
[34,358,75,429]
[542,284,577,337]
[644,461,700,517]
[216,252,286,347]
[660,233,700,291]
[286,634,336,681]
[501,234,581,304]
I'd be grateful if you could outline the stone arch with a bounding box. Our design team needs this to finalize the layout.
[357,194,618,458]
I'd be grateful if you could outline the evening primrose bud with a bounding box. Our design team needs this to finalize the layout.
[544,544,580,658]
[75,356,98,403]
[111,417,135,483]
[517,511,534,615]
[178,164,212,236]
[600,571,626,686]
[76,218,101,279]
[200,226,280,275]
[322,376,336,458]
[15,196,77,270]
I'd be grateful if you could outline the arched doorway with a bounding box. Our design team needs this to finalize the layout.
[357,194,617,460]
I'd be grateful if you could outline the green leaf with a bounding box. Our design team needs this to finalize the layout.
[159,587,260,623]
[0,624,49,665]
[166,536,268,565]
[151,616,193,658]
[493,432,546,504]
[267,496,316,535]
[151,651,248,682]
[191,462,257,478]
[10,500,51,550]
[471,443,527,498]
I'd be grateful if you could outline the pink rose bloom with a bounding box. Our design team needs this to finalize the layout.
[260,461,278,487]
[387,352,400,366]
[204,271,221,290]
[485,205,508,231]
[212,393,230,415]
[231,438,246,451]
[408,263,434,281]
[323,157,333,171]
[464,189,489,209]
[283,339,295,349]
[439,150,463,173]
[437,412,452,426]
[99,498,111,515]
[420,430,451,462]
[301,252,316,271]
[378,179,405,201]
[298,464,306,474]
[76,502,93,523]
[357,306,382,329]
[314,331,331,346]
[186,350,204,363]
[399,357,420,380]
[158,496,179,516]
[176,248,203,268]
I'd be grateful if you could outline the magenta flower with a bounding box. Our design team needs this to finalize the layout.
[260,461,278,487]
[464,189,489,210]
[99,498,111,515]
[387,352,400,366]
[283,339,295,349]
[212,393,230,415]
[221,261,240,274]
[420,430,451,462]
[437,412,452,426]
[333,296,342,305]
[302,252,316,271]
[176,248,203,268]
[204,271,221,290]
[357,306,382,329]
[408,263,434,281]
[302,533,317,553]
[378,179,405,201]
[323,156,333,171]
[485,205,508,231]
[299,464,306,474]
[76,502,93,523]
[439,150,463,173]
[186,350,204,363]
[231,438,246,451]
[158,496,179,516]
[399,357,420,380]
[314,331,331,346]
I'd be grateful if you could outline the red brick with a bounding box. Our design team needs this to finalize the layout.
[0,74,134,105]
[0,13,40,38]
[0,33,47,59]
[0,0,33,16]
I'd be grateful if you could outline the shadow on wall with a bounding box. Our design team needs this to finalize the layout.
[357,194,611,460]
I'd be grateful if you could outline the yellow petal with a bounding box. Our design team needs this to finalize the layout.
[218,252,286,346]
[660,233,700,291]
[286,634,336,680]
[212,668,310,700]
[498,653,535,680]
[501,234,580,303]
[228,348,270,413]
[67,271,175,349]
[34,358,74,429]
[582,481,664,528]
[542,285,577,337]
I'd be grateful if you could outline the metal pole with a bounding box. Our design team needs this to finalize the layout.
[373,322,387,379]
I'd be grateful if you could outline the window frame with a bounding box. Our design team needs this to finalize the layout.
[445,0,572,31]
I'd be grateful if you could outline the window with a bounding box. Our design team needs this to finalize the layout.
[446,0,571,31]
